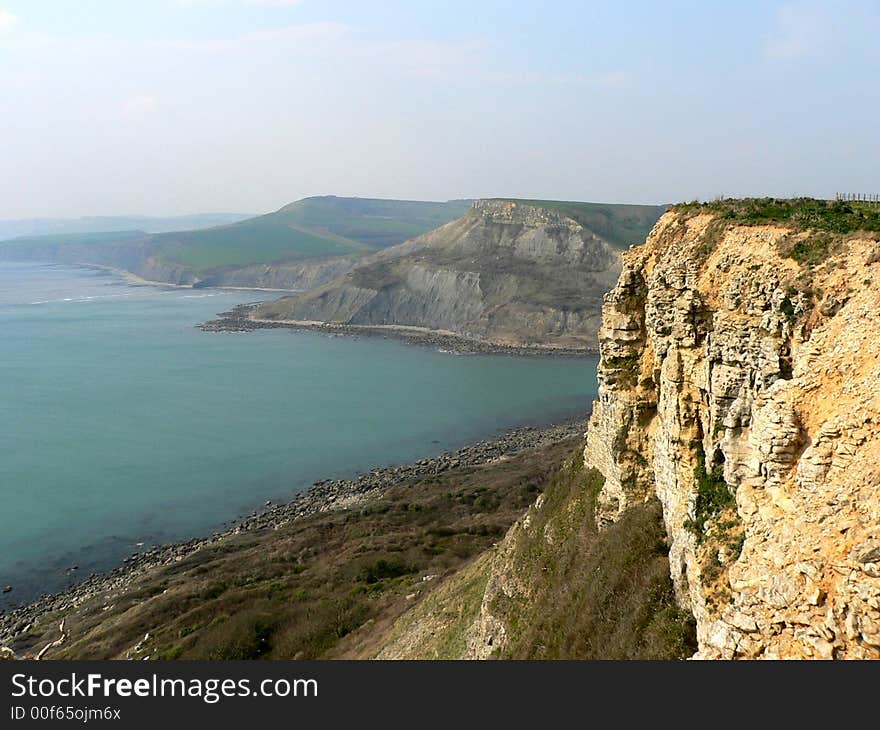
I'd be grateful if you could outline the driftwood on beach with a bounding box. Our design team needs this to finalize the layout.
[35,619,66,660]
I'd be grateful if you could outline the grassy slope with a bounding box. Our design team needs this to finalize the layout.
[22,436,694,660]
[32,438,574,660]
[0,197,472,275]
[153,197,470,273]
[275,196,473,249]
[151,219,367,271]
[491,198,667,249]
[494,459,695,659]
[377,453,696,659]
[154,197,473,272]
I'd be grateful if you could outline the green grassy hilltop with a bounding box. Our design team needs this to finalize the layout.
[492,198,667,249]
[151,196,472,273]
[673,197,880,233]
[0,196,472,278]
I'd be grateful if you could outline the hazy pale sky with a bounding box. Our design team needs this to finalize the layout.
[1,1,878,218]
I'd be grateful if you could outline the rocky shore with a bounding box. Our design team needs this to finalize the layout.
[198,304,598,358]
[0,418,587,647]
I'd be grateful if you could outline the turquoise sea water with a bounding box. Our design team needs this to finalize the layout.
[0,262,598,607]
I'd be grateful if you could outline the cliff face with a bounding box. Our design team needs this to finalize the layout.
[0,236,360,291]
[253,200,628,349]
[0,236,198,285]
[192,258,358,290]
[585,209,880,658]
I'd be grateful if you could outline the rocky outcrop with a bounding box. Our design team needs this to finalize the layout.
[272,264,486,332]
[584,209,880,659]
[253,200,631,349]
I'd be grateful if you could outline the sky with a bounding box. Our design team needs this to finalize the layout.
[0,0,878,218]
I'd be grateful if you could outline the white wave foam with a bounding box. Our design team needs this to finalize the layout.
[29,291,142,305]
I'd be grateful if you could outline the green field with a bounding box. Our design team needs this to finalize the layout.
[492,198,667,249]
[0,197,667,274]
[153,221,369,271]
[152,197,471,273]
[272,196,472,249]
[0,197,473,275]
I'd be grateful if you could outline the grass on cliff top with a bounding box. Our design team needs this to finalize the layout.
[675,198,880,270]
[490,198,667,249]
[673,197,880,235]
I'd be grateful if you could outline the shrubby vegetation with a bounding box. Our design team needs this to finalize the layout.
[683,444,744,610]
[36,436,697,660]
[673,197,880,234]
[44,439,571,660]
[674,197,880,270]
[685,447,735,543]
[495,454,697,660]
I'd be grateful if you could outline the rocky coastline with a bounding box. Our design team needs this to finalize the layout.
[0,418,588,647]
[198,304,599,358]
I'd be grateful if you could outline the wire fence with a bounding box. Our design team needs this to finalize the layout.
[835,193,880,203]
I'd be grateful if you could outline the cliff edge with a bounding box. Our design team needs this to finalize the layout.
[372,199,880,660]
[585,199,880,658]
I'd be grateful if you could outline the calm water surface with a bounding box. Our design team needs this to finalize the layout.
[0,262,598,606]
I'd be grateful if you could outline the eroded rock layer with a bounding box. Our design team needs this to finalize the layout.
[584,210,880,659]
[253,200,630,349]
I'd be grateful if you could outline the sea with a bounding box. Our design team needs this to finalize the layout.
[0,261,598,607]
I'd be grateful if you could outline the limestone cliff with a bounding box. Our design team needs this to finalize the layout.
[584,203,880,658]
[252,200,649,349]
[372,200,880,660]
